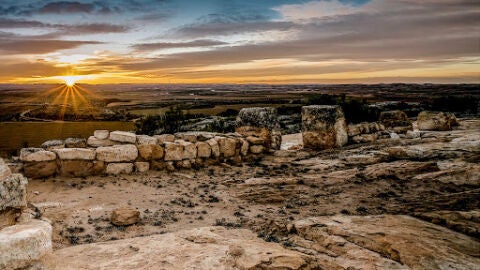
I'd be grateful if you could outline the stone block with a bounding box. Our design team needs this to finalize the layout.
[20,148,56,162]
[87,136,115,147]
[94,130,109,140]
[164,142,184,161]
[105,163,134,175]
[65,138,87,148]
[96,145,138,162]
[154,134,175,145]
[58,160,94,177]
[136,135,157,145]
[41,140,64,150]
[135,162,150,173]
[53,148,95,160]
[109,131,136,143]
[196,142,211,158]
[301,105,348,149]
[23,161,56,179]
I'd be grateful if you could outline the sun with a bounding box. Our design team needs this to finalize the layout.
[62,76,79,87]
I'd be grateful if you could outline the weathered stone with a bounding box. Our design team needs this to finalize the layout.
[271,130,282,150]
[94,130,109,140]
[301,105,348,149]
[20,148,56,162]
[216,137,236,158]
[23,161,56,179]
[350,133,378,144]
[135,162,149,173]
[58,160,94,177]
[92,161,105,175]
[40,139,64,150]
[109,131,136,143]
[64,138,87,148]
[236,107,279,131]
[164,142,184,161]
[166,162,176,172]
[379,110,412,132]
[53,226,310,269]
[154,134,175,145]
[417,111,457,131]
[196,142,211,158]
[178,140,197,160]
[53,148,95,160]
[111,207,140,226]
[250,145,264,154]
[246,136,264,145]
[96,145,138,162]
[181,160,192,169]
[87,136,115,147]
[0,220,52,270]
[240,139,249,156]
[175,132,197,143]
[0,158,12,181]
[105,163,134,175]
[151,160,167,171]
[137,144,163,161]
[136,135,157,145]
[0,173,27,228]
[206,138,220,158]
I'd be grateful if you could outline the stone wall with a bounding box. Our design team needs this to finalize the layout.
[17,130,269,179]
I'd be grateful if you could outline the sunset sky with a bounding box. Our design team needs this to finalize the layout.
[0,0,479,84]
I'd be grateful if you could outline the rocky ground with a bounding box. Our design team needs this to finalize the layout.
[26,119,479,269]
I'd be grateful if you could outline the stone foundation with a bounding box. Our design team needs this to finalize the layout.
[15,130,270,178]
[236,107,282,150]
[301,105,348,149]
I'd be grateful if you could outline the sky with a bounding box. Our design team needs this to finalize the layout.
[0,0,478,84]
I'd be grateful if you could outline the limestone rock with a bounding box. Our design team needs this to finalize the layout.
[110,207,140,226]
[196,142,211,158]
[0,173,27,227]
[135,162,149,173]
[240,139,249,156]
[236,107,279,131]
[136,135,157,145]
[96,145,138,162]
[40,140,64,150]
[291,215,480,269]
[250,145,264,154]
[87,136,115,147]
[23,161,57,179]
[164,142,184,161]
[417,111,457,131]
[379,110,412,133]
[175,132,197,143]
[64,138,87,148]
[105,163,134,175]
[109,131,136,143]
[154,134,175,145]
[94,130,109,140]
[53,148,95,160]
[58,160,94,177]
[0,158,12,181]
[246,136,264,145]
[301,105,348,149]
[53,226,311,269]
[178,140,197,160]
[137,144,163,161]
[216,137,237,158]
[0,220,53,270]
[206,138,220,158]
[20,148,56,162]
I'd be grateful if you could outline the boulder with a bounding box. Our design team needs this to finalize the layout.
[350,133,378,144]
[87,136,115,147]
[0,173,27,229]
[40,139,64,150]
[64,138,87,148]
[379,110,412,133]
[58,160,94,177]
[137,144,164,161]
[0,158,12,181]
[105,163,134,175]
[154,134,175,145]
[250,145,264,154]
[94,130,109,140]
[246,136,264,145]
[175,132,197,143]
[164,142,184,161]
[417,111,457,131]
[96,145,138,162]
[20,148,56,162]
[110,207,140,226]
[216,137,236,158]
[109,131,136,144]
[196,142,212,158]
[236,107,281,150]
[53,148,95,160]
[0,220,52,270]
[23,161,57,179]
[135,162,150,173]
[301,105,348,149]
[136,135,157,145]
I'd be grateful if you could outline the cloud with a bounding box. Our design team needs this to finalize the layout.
[0,39,101,54]
[273,0,359,21]
[132,40,228,51]
[37,1,96,14]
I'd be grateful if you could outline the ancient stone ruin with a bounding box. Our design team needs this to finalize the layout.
[301,105,348,149]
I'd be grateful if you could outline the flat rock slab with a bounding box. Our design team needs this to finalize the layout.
[0,220,52,270]
[53,148,96,160]
[291,215,480,270]
[96,145,138,162]
[20,148,56,162]
[109,131,136,143]
[53,226,312,269]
